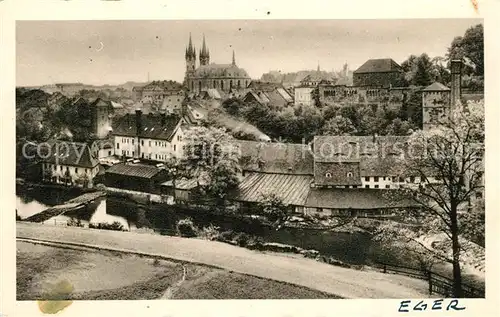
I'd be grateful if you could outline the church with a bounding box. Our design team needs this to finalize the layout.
[184,34,251,94]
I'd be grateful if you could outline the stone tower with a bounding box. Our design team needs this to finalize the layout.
[199,34,210,66]
[185,33,196,84]
[91,98,111,139]
[450,59,463,108]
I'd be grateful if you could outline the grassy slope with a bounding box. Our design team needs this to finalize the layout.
[17,242,341,300]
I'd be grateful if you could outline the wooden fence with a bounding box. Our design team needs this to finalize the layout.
[376,262,484,298]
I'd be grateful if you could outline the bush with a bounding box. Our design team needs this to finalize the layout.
[218,230,236,242]
[89,221,125,231]
[234,232,250,247]
[176,218,197,238]
[95,183,107,191]
[67,218,84,228]
[198,224,221,241]
[16,209,22,221]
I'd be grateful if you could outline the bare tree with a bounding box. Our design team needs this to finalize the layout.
[380,100,484,297]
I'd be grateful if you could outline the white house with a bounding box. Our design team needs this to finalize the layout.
[113,110,186,162]
[41,141,100,188]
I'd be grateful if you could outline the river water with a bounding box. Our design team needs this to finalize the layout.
[16,186,380,265]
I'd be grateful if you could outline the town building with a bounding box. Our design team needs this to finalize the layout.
[41,141,100,188]
[243,81,293,108]
[132,80,185,108]
[90,98,113,139]
[184,34,251,94]
[353,58,405,88]
[104,162,169,194]
[422,60,463,131]
[112,110,186,161]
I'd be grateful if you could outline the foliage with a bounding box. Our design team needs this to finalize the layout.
[447,24,484,76]
[321,115,357,136]
[257,193,292,228]
[176,218,197,238]
[16,210,22,221]
[74,173,90,188]
[378,100,484,297]
[234,232,250,247]
[197,224,221,241]
[89,221,125,231]
[67,218,84,228]
[181,126,241,203]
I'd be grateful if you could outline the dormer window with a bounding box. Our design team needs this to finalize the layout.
[347,172,353,178]
[325,173,332,178]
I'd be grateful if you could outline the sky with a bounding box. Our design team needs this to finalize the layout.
[16,19,482,87]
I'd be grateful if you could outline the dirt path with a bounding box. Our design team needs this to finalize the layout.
[17,222,431,299]
[162,265,187,299]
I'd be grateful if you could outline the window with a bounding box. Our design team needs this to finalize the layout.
[347,172,353,178]
[116,143,120,149]
[142,153,144,158]
[374,185,379,188]
[325,172,332,178]
[476,192,483,199]
[383,177,386,181]
[149,141,151,146]
[365,177,369,181]
[108,151,112,156]
[132,139,134,145]
[60,166,63,171]
[141,140,144,146]
[174,145,177,151]
[75,168,78,173]
[410,176,415,183]
[374,177,379,182]
[132,151,135,156]
[385,185,390,189]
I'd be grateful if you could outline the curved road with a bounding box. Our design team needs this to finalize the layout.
[17,222,430,299]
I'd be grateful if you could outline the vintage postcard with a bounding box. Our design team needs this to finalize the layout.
[1,0,499,317]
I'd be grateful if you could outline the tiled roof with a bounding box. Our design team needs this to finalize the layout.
[112,113,182,140]
[42,141,99,168]
[193,64,250,78]
[161,178,198,190]
[313,135,410,179]
[354,58,403,74]
[91,98,112,108]
[234,140,314,175]
[314,161,362,186]
[141,80,184,92]
[300,72,337,83]
[423,82,451,92]
[247,81,285,92]
[233,173,313,206]
[106,163,162,179]
[313,135,410,162]
[276,88,293,102]
[305,188,415,209]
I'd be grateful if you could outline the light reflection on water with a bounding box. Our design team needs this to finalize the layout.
[16,196,49,219]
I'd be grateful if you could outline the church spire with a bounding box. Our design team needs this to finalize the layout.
[317,61,320,72]
[186,33,195,59]
[232,50,236,66]
[200,34,210,65]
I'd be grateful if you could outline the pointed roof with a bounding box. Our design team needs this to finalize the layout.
[422,82,451,92]
[186,33,195,58]
[232,50,236,65]
[200,34,209,58]
[354,58,403,74]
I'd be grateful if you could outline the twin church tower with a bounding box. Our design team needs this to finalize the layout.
[183,33,250,94]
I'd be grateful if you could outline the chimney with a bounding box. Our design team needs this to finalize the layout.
[450,59,463,108]
[135,109,142,135]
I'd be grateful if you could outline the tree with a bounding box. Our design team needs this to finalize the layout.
[321,115,357,136]
[258,193,292,229]
[181,126,241,206]
[380,100,484,297]
[447,24,484,76]
[384,118,412,136]
[413,54,433,87]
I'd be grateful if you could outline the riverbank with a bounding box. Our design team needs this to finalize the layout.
[24,191,106,222]
[16,222,431,298]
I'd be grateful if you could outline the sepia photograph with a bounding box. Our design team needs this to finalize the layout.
[14,18,485,302]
